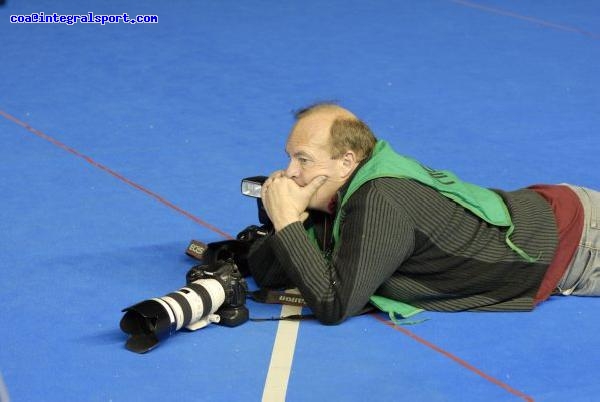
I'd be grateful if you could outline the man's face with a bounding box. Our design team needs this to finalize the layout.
[284,114,346,211]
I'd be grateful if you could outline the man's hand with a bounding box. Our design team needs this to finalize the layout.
[261,171,327,232]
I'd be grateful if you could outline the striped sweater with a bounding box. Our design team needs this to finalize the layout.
[247,178,559,324]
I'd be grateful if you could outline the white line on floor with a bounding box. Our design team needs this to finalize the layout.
[261,304,303,402]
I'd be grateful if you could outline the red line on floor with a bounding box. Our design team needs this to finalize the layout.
[0,109,234,240]
[452,0,600,40]
[371,313,535,402]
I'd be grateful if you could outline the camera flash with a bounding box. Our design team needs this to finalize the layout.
[241,177,266,198]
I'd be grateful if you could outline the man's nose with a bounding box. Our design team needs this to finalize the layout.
[285,159,299,178]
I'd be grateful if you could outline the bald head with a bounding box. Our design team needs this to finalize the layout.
[294,103,357,121]
[292,103,377,161]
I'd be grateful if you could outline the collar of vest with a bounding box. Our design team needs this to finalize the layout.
[333,157,370,214]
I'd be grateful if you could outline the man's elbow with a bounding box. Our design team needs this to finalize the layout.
[312,308,350,325]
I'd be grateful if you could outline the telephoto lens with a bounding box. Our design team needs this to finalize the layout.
[120,260,247,353]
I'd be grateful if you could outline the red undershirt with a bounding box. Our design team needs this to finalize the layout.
[529,185,584,304]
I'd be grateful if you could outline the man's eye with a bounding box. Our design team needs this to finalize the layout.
[298,158,309,164]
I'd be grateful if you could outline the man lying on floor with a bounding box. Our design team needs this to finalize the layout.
[246,102,598,324]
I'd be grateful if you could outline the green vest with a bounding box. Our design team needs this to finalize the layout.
[331,140,538,262]
[306,140,538,322]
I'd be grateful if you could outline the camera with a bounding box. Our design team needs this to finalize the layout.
[120,260,248,354]
[120,176,269,353]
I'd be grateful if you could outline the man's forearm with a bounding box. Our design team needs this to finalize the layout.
[270,222,351,324]
[246,234,293,288]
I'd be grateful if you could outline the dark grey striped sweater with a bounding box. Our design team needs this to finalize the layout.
[247,178,559,324]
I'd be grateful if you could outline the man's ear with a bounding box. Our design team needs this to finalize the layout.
[340,150,358,178]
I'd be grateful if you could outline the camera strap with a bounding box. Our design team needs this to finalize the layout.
[249,288,307,307]
[186,239,254,277]
[250,313,315,322]
[186,239,250,264]
[249,305,376,322]
[248,288,316,321]
[248,289,377,322]
[185,240,208,260]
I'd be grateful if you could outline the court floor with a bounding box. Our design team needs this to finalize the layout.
[1,1,599,401]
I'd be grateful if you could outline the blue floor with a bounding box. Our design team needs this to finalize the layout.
[1,1,599,401]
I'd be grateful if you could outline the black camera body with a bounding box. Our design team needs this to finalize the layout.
[186,260,249,327]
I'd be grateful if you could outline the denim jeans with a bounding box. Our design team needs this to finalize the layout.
[556,185,600,296]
